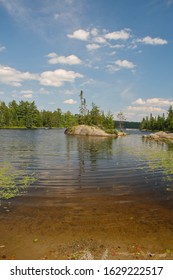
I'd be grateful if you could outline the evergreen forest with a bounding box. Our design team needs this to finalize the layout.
[140,106,173,132]
[0,91,115,131]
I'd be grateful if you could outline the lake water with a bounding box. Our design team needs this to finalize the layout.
[0,129,173,259]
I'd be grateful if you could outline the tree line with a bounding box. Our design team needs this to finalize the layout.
[140,106,173,132]
[0,91,115,131]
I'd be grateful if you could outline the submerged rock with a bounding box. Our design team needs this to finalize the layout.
[65,125,126,137]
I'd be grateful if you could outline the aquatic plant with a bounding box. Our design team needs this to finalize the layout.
[124,141,173,183]
[0,163,36,200]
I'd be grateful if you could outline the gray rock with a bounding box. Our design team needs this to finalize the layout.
[65,125,123,137]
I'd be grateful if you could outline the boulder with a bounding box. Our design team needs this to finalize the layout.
[155,131,169,138]
[65,125,119,137]
[143,131,173,141]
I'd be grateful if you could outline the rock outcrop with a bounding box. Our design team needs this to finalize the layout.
[143,131,173,142]
[65,125,126,137]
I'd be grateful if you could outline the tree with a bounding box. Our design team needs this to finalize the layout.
[140,107,173,132]
[0,101,10,127]
[9,100,19,126]
[79,90,88,124]
[52,108,64,127]
[88,102,101,126]
[103,111,115,130]
[64,111,77,127]
[117,112,126,129]
[166,106,173,131]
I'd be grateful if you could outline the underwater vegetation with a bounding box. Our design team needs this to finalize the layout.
[0,163,36,201]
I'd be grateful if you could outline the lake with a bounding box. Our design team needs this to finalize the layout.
[0,129,173,259]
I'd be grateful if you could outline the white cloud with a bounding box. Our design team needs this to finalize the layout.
[0,45,6,52]
[137,36,168,45]
[128,106,164,113]
[0,91,4,95]
[63,99,77,104]
[0,65,83,89]
[133,98,173,107]
[128,97,173,121]
[115,60,136,69]
[0,65,39,87]
[90,28,98,36]
[40,69,83,87]
[67,29,90,41]
[133,98,146,105]
[47,53,82,65]
[22,93,33,98]
[105,29,131,40]
[20,90,34,98]
[110,44,125,49]
[20,90,33,95]
[86,43,101,51]
[106,64,120,73]
[39,87,50,94]
[94,36,107,44]
[146,98,173,106]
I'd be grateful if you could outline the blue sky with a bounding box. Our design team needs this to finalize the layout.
[0,0,173,121]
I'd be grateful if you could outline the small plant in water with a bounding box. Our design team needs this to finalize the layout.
[0,163,36,200]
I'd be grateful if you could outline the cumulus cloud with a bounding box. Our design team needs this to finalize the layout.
[94,36,107,44]
[128,106,164,113]
[0,65,39,87]
[22,93,33,98]
[115,60,136,69]
[133,98,146,105]
[20,90,33,94]
[133,98,173,106]
[47,53,82,65]
[63,99,77,104]
[20,90,34,98]
[137,36,168,45]
[40,69,83,87]
[106,64,120,73]
[67,29,90,41]
[0,64,83,89]
[86,43,101,51]
[67,28,131,47]
[105,29,131,40]
[90,28,98,36]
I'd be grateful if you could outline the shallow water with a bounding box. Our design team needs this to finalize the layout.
[0,129,173,259]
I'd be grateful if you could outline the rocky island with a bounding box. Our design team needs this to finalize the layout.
[65,125,126,137]
[143,131,173,143]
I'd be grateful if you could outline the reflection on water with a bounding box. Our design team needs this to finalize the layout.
[0,128,173,204]
[0,129,173,260]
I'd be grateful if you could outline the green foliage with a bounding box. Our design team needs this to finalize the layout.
[77,92,115,132]
[0,163,36,200]
[141,106,173,132]
[0,91,116,130]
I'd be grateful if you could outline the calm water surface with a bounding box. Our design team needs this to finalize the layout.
[0,129,173,259]
[0,129,172,202]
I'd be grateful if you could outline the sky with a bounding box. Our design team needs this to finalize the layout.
[0,0,173,121]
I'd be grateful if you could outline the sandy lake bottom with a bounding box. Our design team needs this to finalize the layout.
[0,187,173,260]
